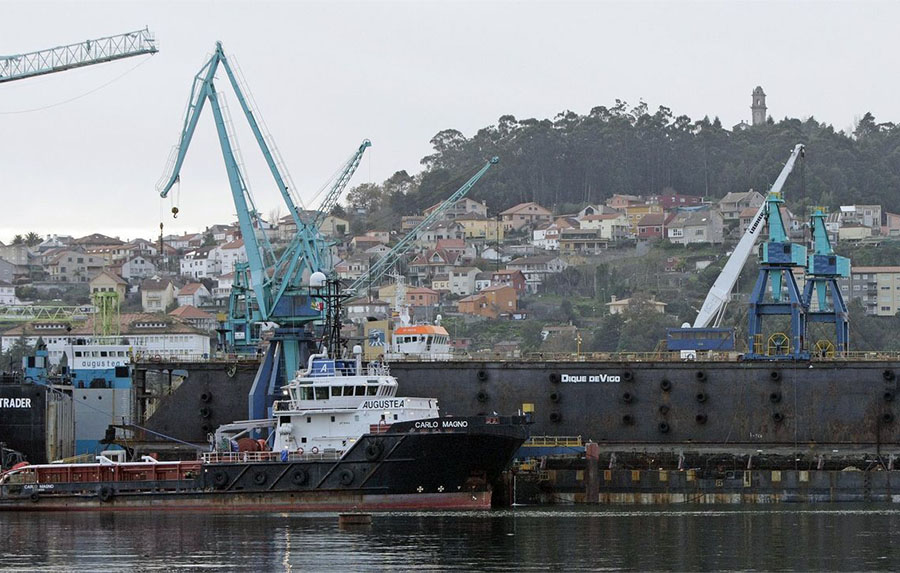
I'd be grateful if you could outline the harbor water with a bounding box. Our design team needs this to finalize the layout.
[3,505,900,571]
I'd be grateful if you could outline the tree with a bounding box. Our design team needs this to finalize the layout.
[11,234,23,245]
[24,232,41,247]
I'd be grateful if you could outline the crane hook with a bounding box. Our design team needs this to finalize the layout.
[171,206,179,219]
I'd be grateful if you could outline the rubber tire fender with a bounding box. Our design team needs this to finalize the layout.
[97,486,113,503]
[291,469,308,486]
[365,442,384,461]
[339,469,355,486]
[213,471,229,488]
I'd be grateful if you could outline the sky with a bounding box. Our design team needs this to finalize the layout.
[1,0,897,245]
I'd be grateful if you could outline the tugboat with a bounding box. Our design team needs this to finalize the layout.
[0,283,530,511]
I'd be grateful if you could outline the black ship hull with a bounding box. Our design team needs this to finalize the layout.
[0,415,529,511]
[0,383,73,466]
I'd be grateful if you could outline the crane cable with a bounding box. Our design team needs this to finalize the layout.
[0,55,154,115]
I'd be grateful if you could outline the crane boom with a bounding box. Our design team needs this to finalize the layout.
[0,28,157,83]
[347,157,499,294]
[692,143,805,328]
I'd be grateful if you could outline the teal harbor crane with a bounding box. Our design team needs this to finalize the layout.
[803,207,851,355]
[157,42,372,419]
[746,145,809,360]
[0,28,157,83]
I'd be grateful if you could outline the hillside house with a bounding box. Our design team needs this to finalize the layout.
[667,208,725,245]
[169,305,217,332]
[141,277,177,313]
[506,255,568,293]
[457,285,517,319]
[176,283,211,308]
[89,271,127,300]
[718,190,764,221]
[500,202,553,232]
[180,247,221,279]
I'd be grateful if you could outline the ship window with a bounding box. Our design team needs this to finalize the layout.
[307,417,311,423]
[300,387,314,400]
[101,351,108,357]
[332,386,343,397]
[75,351,82,357]
[301,437,307,443]
[367,386,377,396]
[314,387,329,400]
[331,416,335,422]
[355,386,366,396]
[394,414,398,421]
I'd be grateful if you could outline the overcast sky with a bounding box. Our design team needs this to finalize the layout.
[1,0,895,244]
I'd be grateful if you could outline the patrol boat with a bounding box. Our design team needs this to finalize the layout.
[0,344,530,511]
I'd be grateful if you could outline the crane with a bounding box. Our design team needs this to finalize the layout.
[347,157,499,295]
[0,28,157,83]
[802,207,850,355]
[157,42,372,420]
[667,144,805,356]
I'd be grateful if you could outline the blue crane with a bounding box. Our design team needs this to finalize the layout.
[802,207,850,355]
[157,42,372,421]
[746,146,809,360]
[0,28,157,83]
[347,157,499,295]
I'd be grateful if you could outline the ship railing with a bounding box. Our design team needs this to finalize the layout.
[524,436,584,448]
[202,450,342,463]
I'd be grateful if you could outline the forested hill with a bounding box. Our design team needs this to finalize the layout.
[347,103,900,225]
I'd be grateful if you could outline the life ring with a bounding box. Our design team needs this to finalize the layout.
[253,472,267,486]
[365,442,384,461]
[660,379,672,392]
[311,446,319,455]
[291,469,308,486]
[213,471,229,487]
[296,447,304,455]
[97,486,114,503]
[29,492,40,503]
[339,469,354,486]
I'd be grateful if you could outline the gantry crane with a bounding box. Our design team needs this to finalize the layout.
[803,207,850,355]
[0,28,157,83]
[157,42,371,420]
[667,144,806,357]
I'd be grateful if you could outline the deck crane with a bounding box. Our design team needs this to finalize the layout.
[667,144,806,356]
[802,207,850,355]
[0,28,157,83]
[157,42,372,421]
[346,157,499,296]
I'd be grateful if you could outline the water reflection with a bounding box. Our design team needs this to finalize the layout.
[2,506,900,571]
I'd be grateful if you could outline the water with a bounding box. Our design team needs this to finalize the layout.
[3,505,900,571]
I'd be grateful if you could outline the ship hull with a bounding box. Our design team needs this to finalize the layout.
[0,415,529,512]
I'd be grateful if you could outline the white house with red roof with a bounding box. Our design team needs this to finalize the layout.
[169,304,218,332]
[214,238,247,275]
[176,283,211,308]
